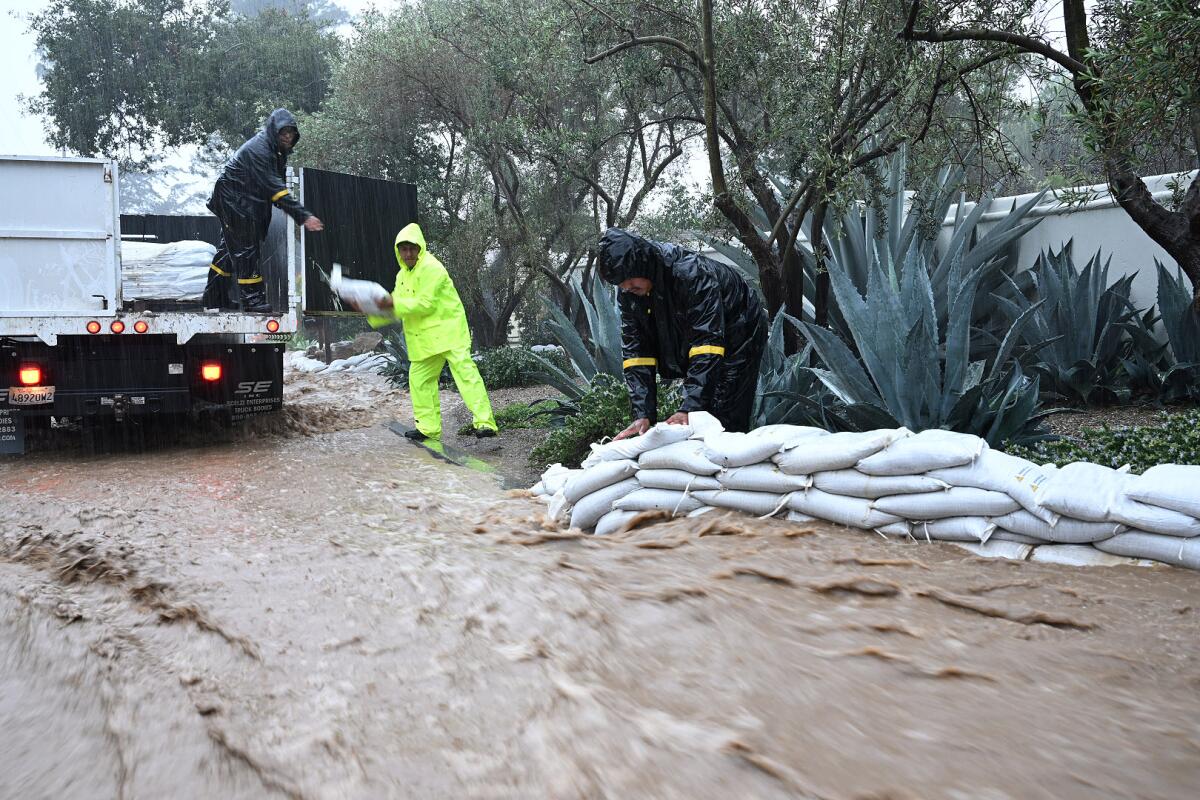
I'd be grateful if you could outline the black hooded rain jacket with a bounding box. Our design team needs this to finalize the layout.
[207,108,313,232]
[597,228,767,432]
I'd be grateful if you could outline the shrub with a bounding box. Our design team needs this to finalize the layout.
[471,347,572,390]
[1006,409,1200,474]
[530,374,681,468]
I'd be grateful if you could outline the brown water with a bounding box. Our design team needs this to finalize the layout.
[3,376,1200,798]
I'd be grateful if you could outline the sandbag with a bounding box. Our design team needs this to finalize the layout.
[875,521,912,537]
[717,464,812,493]
[563,459,638,503]
[1095,531,1200,570]
[1107,497,1200,538]
[747,424,829,449]
[787,489,903,530]
[702,431,788,468]
[569,478,640,530]
[990,530,1045,545]
[582,422,693,466]
[688,506,718,518]
[951,540,1033,561]
[990,510,1122,544]
[1125,465,1200,518]
[1039,462,1129,522]
[928,450,1058,524]
[331,264,393,315]
[1029,545,1148,567]
[636,469,721,492]
[873,487,1019,519]
[912,516,995,543]
[613,488,703,515]
[773,429,909,475]
[547,489,571,526]
[594,509,640,536]
[539,464,577,496]
[856,429,986,476]
[786,511,818,524]
[685,410,725,439]
[811,469,949,499]
[638,440,722,475]
[692,489,790,517]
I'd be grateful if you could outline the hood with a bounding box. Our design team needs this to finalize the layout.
[264,108,300,152]
[395,222,427,267]
[596,228,660,285]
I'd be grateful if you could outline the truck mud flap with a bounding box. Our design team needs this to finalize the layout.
[189,344,284,421]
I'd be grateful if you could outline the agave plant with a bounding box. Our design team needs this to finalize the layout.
[799,237,1048,446]
[993,242,1153,405]
[1124,262,1200,402]
[752,310,845,427]
[527,271,623,400]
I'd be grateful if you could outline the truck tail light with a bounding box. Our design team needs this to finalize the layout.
[86,321,102,334]
[18,364,42,386]
[201,362,222,382]
[266,319,280,333]
[110,320,125,334]
[133,320,149,333]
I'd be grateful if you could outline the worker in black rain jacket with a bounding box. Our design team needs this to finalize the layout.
[597,228,768,439]
[203,108,324,312]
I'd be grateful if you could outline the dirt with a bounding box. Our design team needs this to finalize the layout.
[1043,403,1197,437]
[3,366,1200,798]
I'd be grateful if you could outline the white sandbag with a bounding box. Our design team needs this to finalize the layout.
[331,263,393,315]
[747,424,829,448]
[875,521,912,537]
[563,459,638,503]
[812,469,949,499]
[547,489,571,526]
[873,487,1019,519]
[1125,465,1200,518]
[569,478,640,531]
[692,490,790,517]
[1039,462,1129,522]
[530,481,547,497]
[990,510,1123,544]
[1095,531,1200,569]
[688,506,718,518]
[594,509,640,536]
[787,489,903,530]
[613,489,703,515]
[856,428,987,476]
[1107,496,1200,538]
[702,431,788,467]
[990,530,1046,545]
[912,516,995,543]
[120,240,216,301]
[786,511,818,524]
[636,469,721,492]
[950,540,1033,561]
[685,411,725,439]
[582,421,694,466]
[637,440,722,475]
[539,464,577,496]
[773,429,909,474]
[717,464,813,493]
[928,450,1058,524]
[1030,545,1149,567]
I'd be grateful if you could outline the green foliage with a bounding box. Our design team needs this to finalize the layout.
[470,347,571,391]
[800,215,1047,447]
[994,242,1151,405]
[530,374,681,469]
[1008,409,1200,474]
[27,0,339,163]
[457,399,558,435]
[1152,261,1200,401]
[753,311,843,428]
[528,273,623,400]
[378,329,410,389]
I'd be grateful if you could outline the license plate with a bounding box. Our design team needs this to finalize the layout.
[8,386,55,405]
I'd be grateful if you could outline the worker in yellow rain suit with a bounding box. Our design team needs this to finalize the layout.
[366,223,498,440]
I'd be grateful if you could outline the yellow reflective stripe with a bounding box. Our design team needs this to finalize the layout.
[689,345,725,358]
[238,275,264,285]
[209,263,229,277]
[270,188,290,202]
[623,357,657,369]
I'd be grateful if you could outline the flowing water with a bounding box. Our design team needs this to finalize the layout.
[2,373,1199,799]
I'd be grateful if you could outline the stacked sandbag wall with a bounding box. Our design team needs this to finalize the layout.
[530,413,1200,570]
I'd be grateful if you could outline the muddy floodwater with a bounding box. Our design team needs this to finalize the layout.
[2,372,1199,799]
